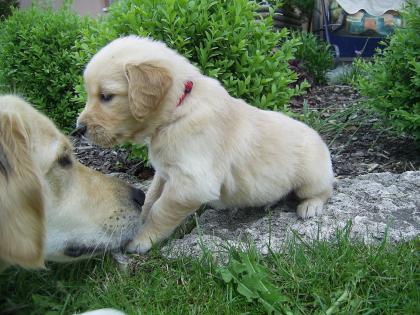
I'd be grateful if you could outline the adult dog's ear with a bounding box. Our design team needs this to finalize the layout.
[0,111,44,269]
[124,62,173,121]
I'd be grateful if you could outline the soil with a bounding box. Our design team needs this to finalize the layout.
[72,138,154,180]
[73,85,419,180]
[291,85,419,178]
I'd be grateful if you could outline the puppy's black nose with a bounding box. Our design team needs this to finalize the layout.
[70,123,87,137]
[130,187,145,211]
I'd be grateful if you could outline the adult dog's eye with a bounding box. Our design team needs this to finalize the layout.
[100,93,114,102]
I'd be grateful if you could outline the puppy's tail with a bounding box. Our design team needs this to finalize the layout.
[0,109,45,269]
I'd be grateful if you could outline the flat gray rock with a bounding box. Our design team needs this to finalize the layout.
[161,171,420,258]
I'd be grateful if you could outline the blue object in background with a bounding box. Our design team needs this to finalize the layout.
[327,33,383,58]
[320,0,399,59]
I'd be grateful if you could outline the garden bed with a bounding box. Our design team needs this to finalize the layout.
[292,85,419,177]
[73,138,154,179]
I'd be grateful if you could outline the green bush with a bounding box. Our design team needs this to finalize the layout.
[0,4,89,131]
[0,0,18,20]
[74,0,307,111]
[354,2,420,139]
[266,0,315,17]
[283,0,315,20]
[291,31,334,84]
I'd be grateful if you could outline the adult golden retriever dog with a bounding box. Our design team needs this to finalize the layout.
[0,95,145,271]
[76,36,334,253]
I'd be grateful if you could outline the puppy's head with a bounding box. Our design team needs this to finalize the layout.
[77,37,180,147]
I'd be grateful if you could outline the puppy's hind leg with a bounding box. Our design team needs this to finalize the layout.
[295,181,333,219]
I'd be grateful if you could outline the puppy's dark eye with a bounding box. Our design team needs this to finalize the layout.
[100,93,114,102]
[57,155,72,168]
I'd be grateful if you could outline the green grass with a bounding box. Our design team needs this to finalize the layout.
[1,230,418,315]
[296,95,404,152]
[298,99,369,147]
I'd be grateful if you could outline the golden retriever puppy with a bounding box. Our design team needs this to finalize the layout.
[0,95,145,270]
[76,36,334,253]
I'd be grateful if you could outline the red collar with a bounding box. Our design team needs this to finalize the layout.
[176,80,193,107]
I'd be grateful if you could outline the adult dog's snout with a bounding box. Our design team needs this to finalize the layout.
[130,187,145,211]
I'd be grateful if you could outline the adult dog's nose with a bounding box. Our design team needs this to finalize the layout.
[70,123,87,137]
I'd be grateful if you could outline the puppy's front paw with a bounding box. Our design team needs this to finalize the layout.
[297,198,325,219]
[126,235,153,254]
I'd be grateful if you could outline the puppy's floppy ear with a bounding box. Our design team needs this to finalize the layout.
[124,62,173,121]
[0,111,44,269]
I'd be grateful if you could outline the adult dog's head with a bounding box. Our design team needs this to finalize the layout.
[76,36,201,147]
[0,95,145,270]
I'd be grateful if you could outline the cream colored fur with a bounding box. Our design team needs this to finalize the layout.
[0,95,143,270]
[78,36,334,253]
